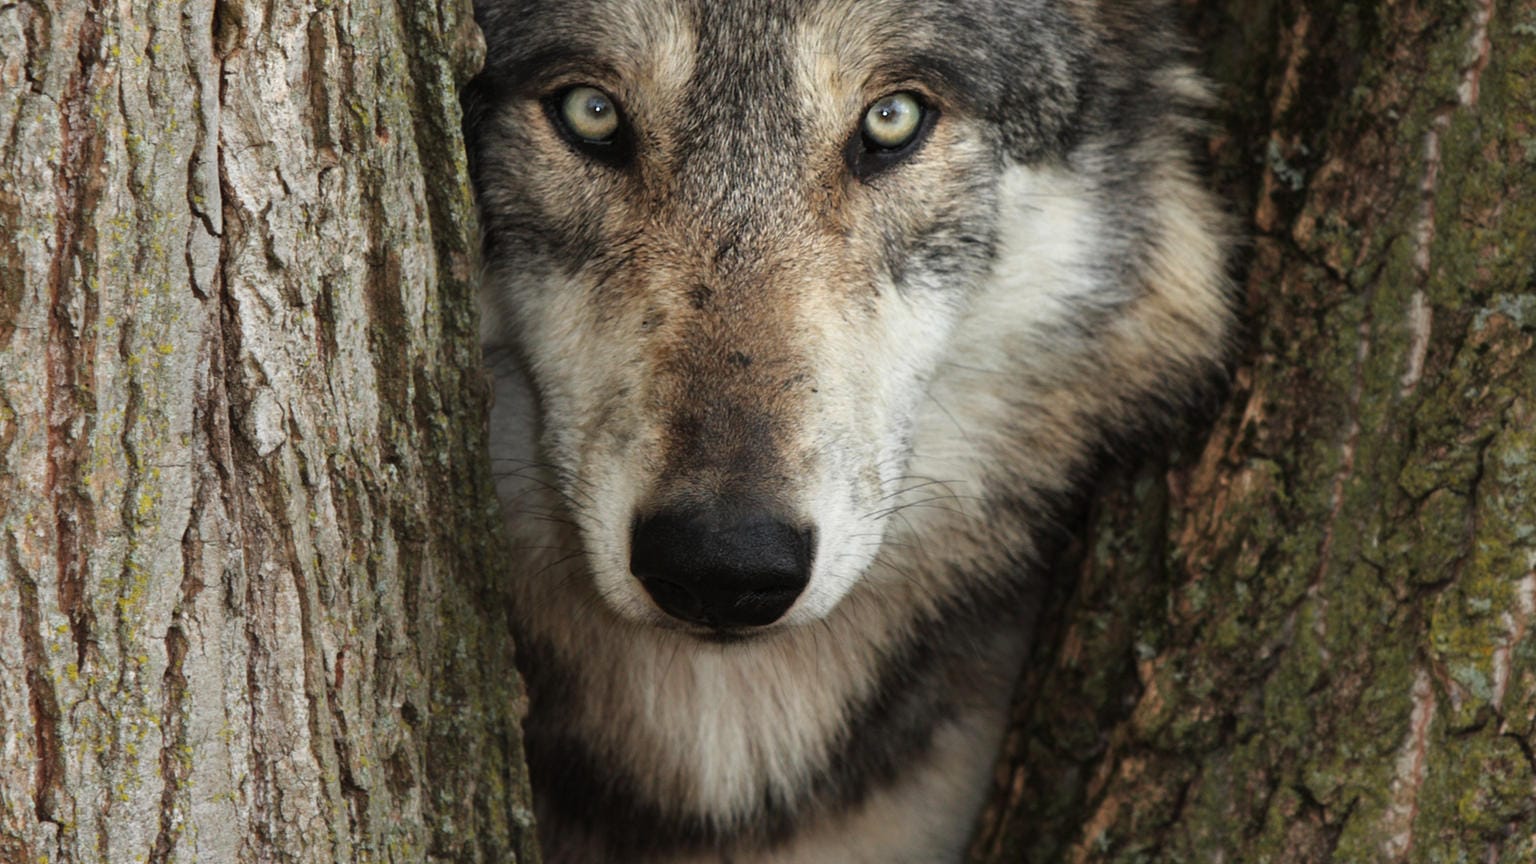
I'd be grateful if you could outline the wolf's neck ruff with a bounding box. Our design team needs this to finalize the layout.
[468,0,1232,860]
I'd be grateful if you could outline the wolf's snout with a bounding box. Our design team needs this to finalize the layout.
[629,507,814,629]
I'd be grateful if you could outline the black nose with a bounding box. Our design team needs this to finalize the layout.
[629,507,813,629]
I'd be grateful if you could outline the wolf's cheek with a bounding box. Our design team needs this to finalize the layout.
[766,278,967,621]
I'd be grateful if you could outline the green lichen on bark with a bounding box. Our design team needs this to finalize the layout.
[971,0,1536,861]
[1,0,534,861]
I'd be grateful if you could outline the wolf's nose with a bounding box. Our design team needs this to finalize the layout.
[629,508,813,629]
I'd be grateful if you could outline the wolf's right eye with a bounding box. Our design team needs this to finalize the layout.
[544,85,633,166]
[559,87,619,141]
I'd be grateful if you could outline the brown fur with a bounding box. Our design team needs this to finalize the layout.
[467,1,1233,860]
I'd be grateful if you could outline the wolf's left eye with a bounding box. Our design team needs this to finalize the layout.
[862,93,923,149]
[848,91,934,180]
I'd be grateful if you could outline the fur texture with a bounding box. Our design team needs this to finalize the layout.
[464,1,1232,860]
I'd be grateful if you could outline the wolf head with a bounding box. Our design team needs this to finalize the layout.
[467,0,1230,637]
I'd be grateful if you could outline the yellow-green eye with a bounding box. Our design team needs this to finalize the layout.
[862,92,923,149]
[559,86,620,142]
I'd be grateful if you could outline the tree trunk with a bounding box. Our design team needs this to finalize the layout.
[0,1,537,862]
[9,0,1532,861]
[971,0,1536,861]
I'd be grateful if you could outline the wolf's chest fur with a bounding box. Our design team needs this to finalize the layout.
[468,0,1232,860]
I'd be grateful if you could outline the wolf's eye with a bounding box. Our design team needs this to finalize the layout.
[861,92,923,149]
[847,91,934,180]
[544,85,634,167]
[558,86,620,142]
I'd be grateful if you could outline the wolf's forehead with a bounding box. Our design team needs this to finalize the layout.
[484,0,978,100]
[479,0,1088,165]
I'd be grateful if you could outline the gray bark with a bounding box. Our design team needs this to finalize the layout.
[0,1,537,861]
[970,0,1536,861]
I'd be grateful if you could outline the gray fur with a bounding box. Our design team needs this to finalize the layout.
[466,1,1232,861]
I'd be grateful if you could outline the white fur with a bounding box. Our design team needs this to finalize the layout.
[484,162,1119,857]
[474,2,1231,855]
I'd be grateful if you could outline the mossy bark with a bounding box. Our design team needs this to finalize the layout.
[0,1,537,862]
[971,0,1536,861]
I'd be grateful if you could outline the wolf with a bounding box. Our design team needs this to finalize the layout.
[464,0,1232,860]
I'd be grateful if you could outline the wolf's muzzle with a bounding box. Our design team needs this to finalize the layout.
[629,507,814,630]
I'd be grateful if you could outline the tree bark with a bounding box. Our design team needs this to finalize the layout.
[8,0,1532,862]
[0,1,537,862]
[970,0,1536,861]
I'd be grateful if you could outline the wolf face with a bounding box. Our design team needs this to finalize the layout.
[467,0,1231,859]
[472,0,1132,631]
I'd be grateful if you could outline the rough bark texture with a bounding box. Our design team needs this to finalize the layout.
[7,0,1533,861]
[970,0,1536,861]
[0,1,537,862]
